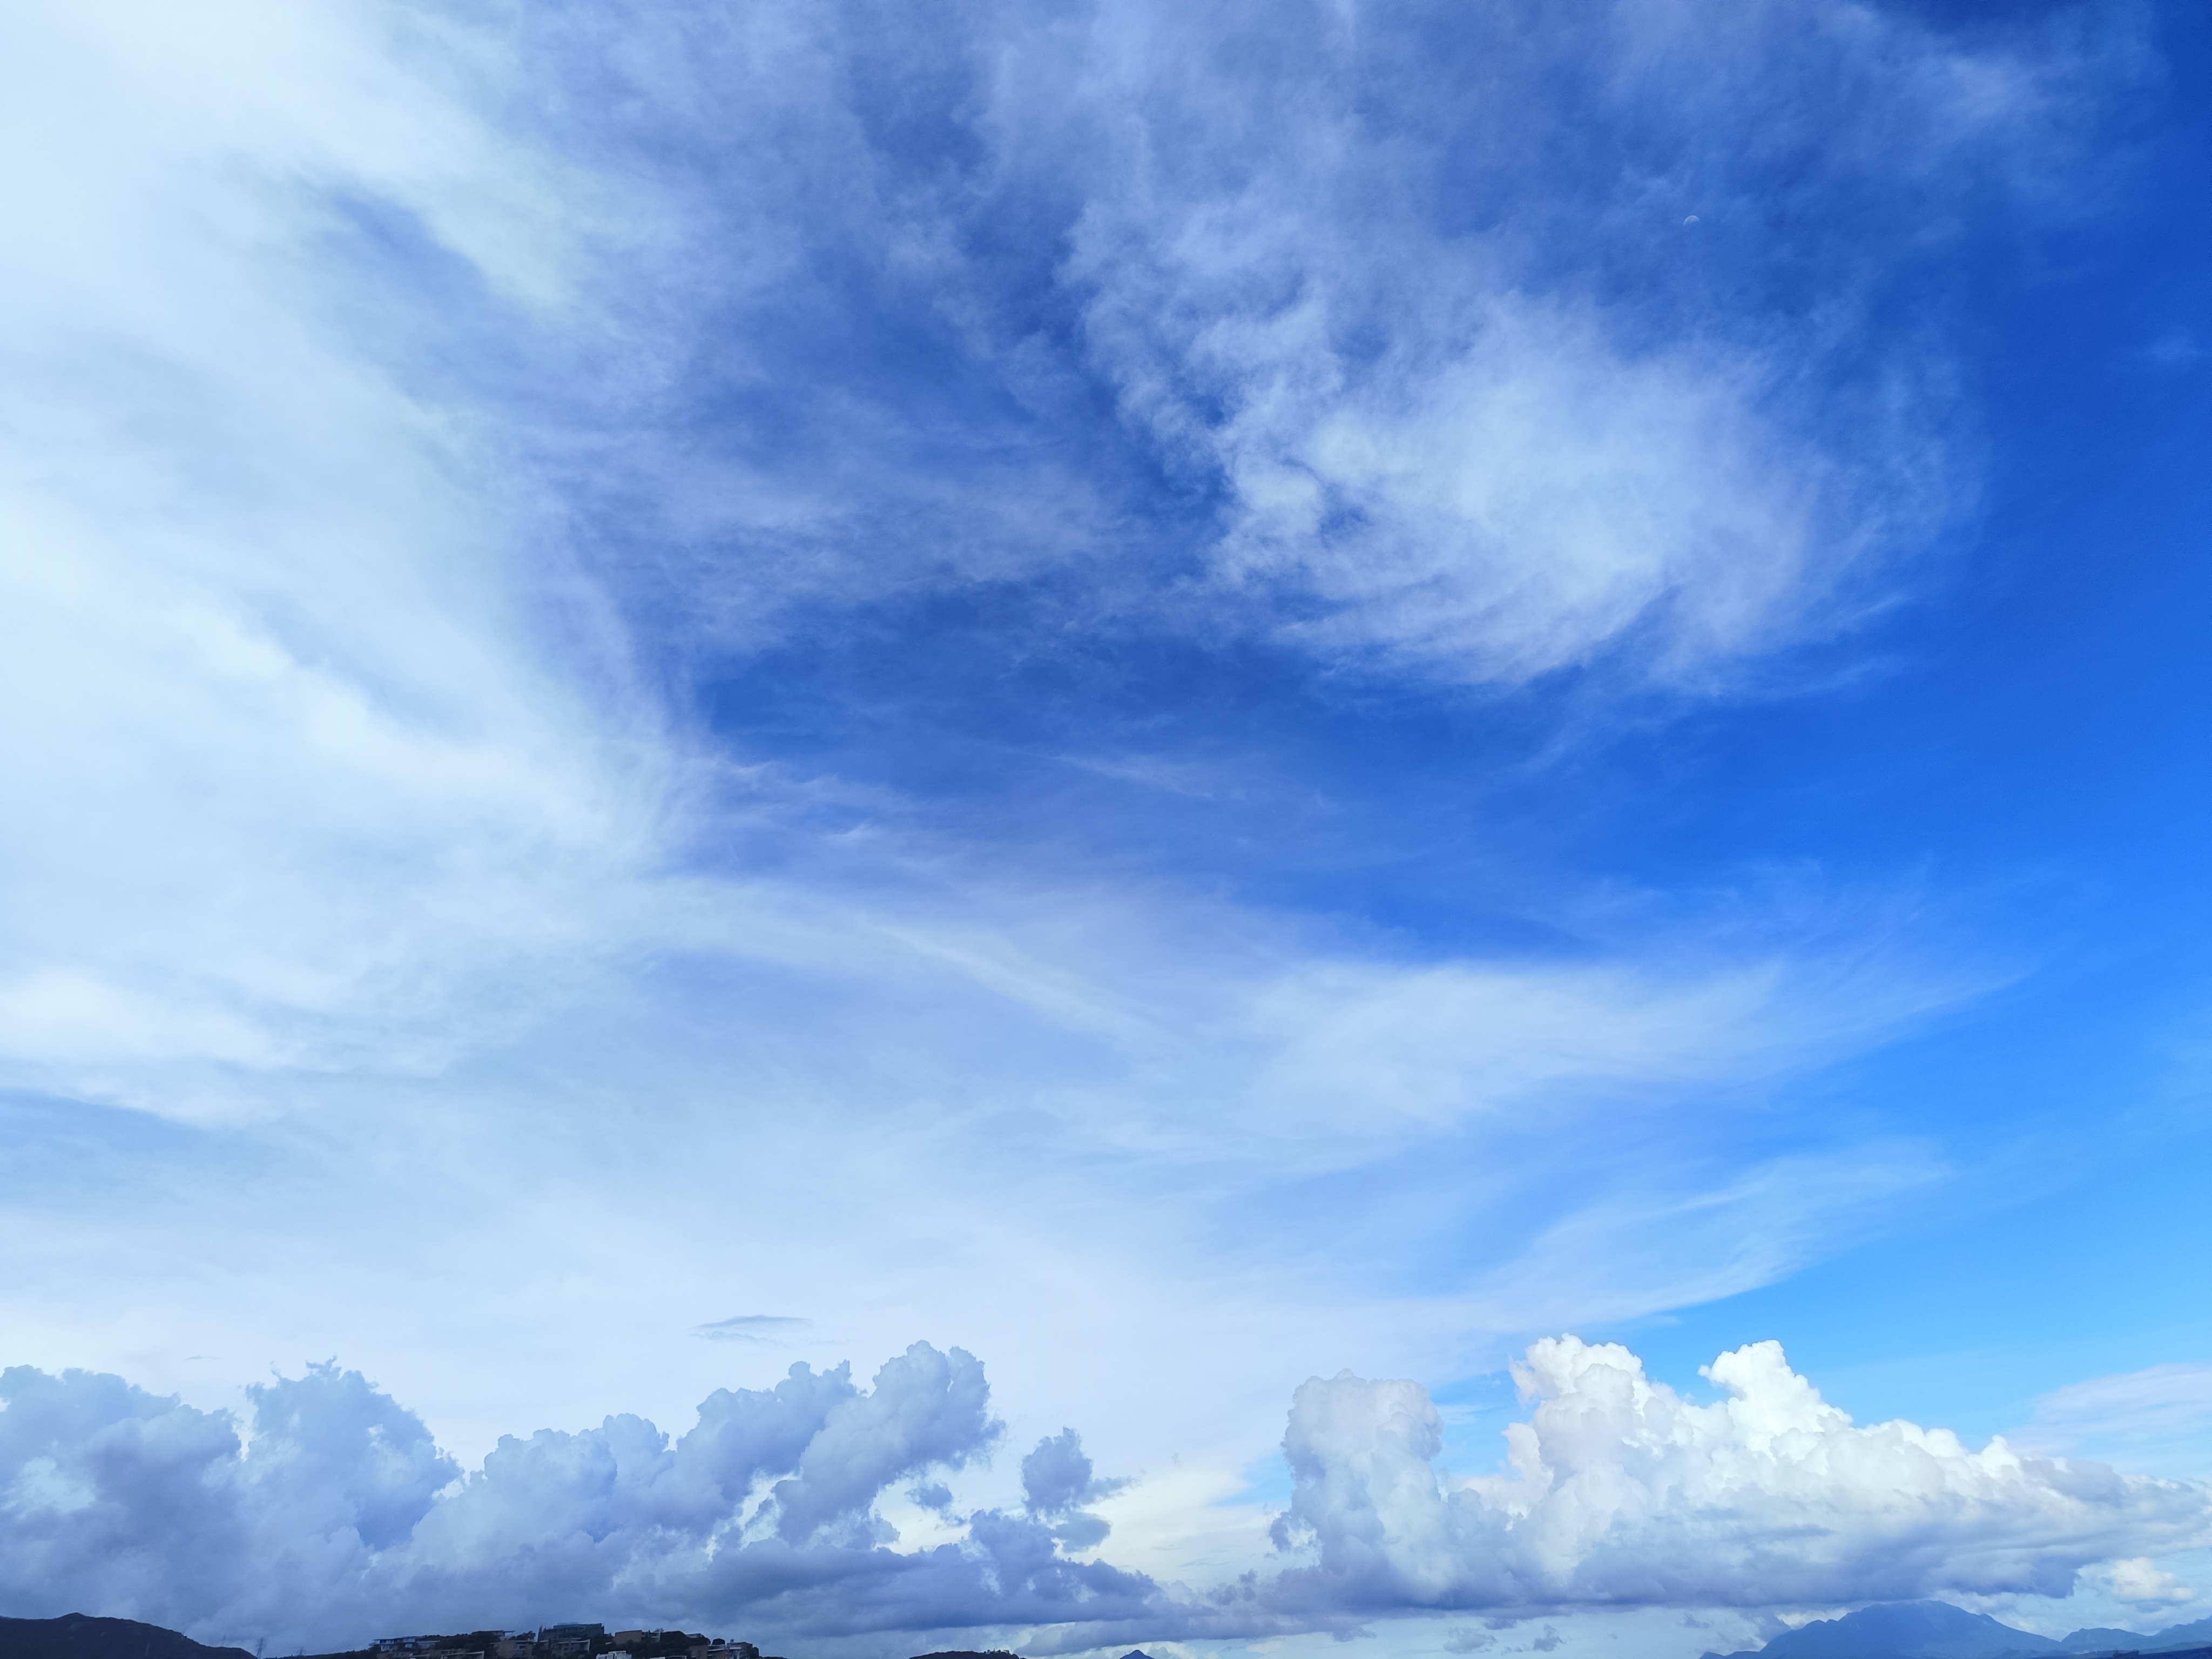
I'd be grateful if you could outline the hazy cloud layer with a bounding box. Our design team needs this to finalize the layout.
[2035,1366,2212,1449]
[2017,1365,2212,1487]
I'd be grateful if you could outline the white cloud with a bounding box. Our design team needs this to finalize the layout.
[0,0,2059,1154]
[1230,944,1970,1148]
[2017,1366,2212,1482]
[1451,1149,1948,1332]
[6,1339,2208,1652]
[1270,1337,2212,1610]
[0,1348,1152,1651]
[253,0,2136,690]
[0,0,1906,1118]
[0,0,675,1121]
[2036,1367,2212,1443]
[1049,0,2134,686]
[1082,272,1846,685]
[2093,1559,2197,1610]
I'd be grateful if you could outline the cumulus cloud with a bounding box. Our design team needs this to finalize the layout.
[0,1345,1167,1651]
[2094,1559,2197,1609]
[1021,1428,1127,1553]
[767,1344,996,1543]
[1268,1337,2212,1611]
[1024,1428,1126,1519]
[8,1337,2209,1650]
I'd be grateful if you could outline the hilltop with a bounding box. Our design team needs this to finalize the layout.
[0,1617,252,1659]
[1702,1602,2212,1659]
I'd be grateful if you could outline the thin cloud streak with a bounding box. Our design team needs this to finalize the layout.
[698,1317,813,1344]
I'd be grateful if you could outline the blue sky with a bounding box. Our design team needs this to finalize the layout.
[1,1,2209,1655]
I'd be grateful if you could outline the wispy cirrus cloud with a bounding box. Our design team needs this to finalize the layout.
[698,1316,812,1343]
[0,0,2086,1134]
[2019,1366,2212,1480]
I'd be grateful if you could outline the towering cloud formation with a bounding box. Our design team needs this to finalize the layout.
[1271,1338,2212,1610]
[3,1339,2204,1652]
[0,1345,1163,1650]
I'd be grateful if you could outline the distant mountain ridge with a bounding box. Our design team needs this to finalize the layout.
[8,1606,2205,1659]
[1701,1601,2212,1659]
[0,1615,253,1659]
[0,1622,1120,1659]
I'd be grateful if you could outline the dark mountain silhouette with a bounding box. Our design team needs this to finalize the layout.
[1702,1602,2059,1659]
[0,1616,253,1659]
[1701,1601,2212,1659]
[4,1606,2198,1659]
[2140,1622,2212,1653]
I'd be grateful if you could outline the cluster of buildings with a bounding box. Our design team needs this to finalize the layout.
[369,1627,766,1659]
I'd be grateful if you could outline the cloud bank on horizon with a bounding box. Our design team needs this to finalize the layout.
[2,1339,2204,1653]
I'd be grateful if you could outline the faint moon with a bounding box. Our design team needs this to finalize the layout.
[1684,214,1701,224]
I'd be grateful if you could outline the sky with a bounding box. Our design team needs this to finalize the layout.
[1,1,2209,1656]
